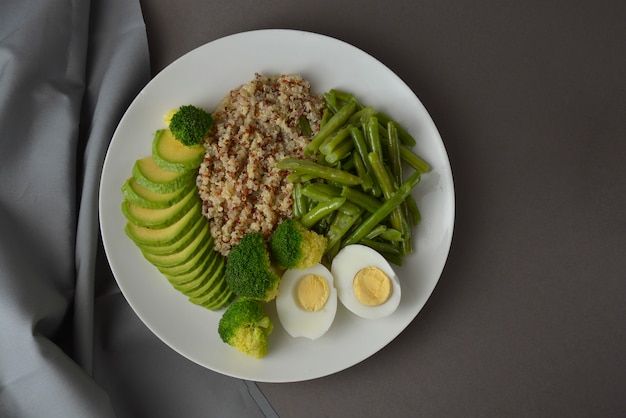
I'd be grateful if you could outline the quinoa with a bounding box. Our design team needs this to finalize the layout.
[197,73,324,256]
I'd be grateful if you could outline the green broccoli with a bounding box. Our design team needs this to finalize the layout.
[270,219,328,270]
[166,104,214,146]
[218,299,273,358]
[225,232,281,302]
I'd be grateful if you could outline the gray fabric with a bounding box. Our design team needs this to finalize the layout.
[0,1,276,417]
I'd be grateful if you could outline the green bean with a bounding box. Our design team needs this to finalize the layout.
[325,210,363,253]
[313,211,335,236]
[347,106,376,126]
[305,102,357,154]
[379,228,403,242]
[400,146,431,174]
[364,116,383,157]
[303,182,342,196]
[349,127,381,196]
[300,197,346,229]
[277,158,362,185]
[368,151,405,235]
[302,184,361,216]
[376,111,416,147]
[340,185,382,213]
[319,126,351,156]
[341,155,355,172]
[320,108,332,128]
[324,91,339,114]
[325,140,354,164]
[386,121,403,186]
[330,89,363,108]
[364,224,388,240]
[292,182,306,219]
[405,194,421,225]
[351,153,374,192]
[399,213,413,255]
[360,238,402,256]
[342,170,421,246]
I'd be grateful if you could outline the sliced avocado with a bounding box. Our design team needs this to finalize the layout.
[140,221,211,268]
[124,200,202,247]
[122,176,195,209]
[140,216,207,256]
[121,187,199,229]
[152,129,206,173]
[174,254,225,298]
[132,156,196,193]
[162,249,214,286]
[196,282,235,311]
[157,238,213,277]
[170,253,221,295]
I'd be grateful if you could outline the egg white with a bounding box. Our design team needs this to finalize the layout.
[331,244,401,319]
[275,263,338,340]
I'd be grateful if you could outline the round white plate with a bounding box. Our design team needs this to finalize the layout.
[99,29,455,383]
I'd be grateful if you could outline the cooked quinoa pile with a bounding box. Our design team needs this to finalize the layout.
[197,73,324,256]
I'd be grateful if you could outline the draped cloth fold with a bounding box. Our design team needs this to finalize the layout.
[0,1,276,416]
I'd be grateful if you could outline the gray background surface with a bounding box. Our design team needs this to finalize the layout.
[139,1,625,416]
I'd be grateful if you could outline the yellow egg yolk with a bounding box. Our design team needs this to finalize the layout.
[297,274,330,312]
[353,266,392,306]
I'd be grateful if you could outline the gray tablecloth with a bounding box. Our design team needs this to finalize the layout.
[0,1,275,417]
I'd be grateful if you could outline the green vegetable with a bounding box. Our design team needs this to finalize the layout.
[277,158,362,186]
[270,219,328,269]
[343,171,422,247]
[300,197,346,229]
[305,101,357,154]
[167,105,214,146]
[224,232,280,302]
[218,299,273,359]
[283,88,431,264]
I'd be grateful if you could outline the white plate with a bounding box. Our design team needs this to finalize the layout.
[99,29,455,383]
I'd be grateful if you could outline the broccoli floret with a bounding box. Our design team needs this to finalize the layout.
[166,105,214,146]
[218,299,273,358]
[270,219,328,270]
[225,232,281,302]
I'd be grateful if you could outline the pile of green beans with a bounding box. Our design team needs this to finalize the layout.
[276,89,431,265]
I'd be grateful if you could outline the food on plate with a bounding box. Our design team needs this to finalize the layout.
[331,244,401,319]
[275,263,337,340]
[165,104,214,146]
[218,299,273,358]
[121,73,433,358]
[278,88,430,266]
[269,219,327,270]
[196,73,324,256]
[121,129,233,310]
[152,129,206,173]
[224,232,281,302]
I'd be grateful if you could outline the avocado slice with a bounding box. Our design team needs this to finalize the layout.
[124,200,202,247]
[173,254,225,297]
[140,221,211,268]
[132,156,197,194]
[121,187,199,229]
[170,253,220,295]
[139,215,207,256]
[152,129,205,173]
[157,238,214,277]
[194,282,235,310]
[122,176,195,209]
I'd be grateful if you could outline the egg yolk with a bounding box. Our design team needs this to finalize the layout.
[353,267,392,306]
[297,274,330,312]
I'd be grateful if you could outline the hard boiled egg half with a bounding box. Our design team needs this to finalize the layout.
[276,263,337,340]
[331,244,401,319]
